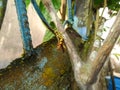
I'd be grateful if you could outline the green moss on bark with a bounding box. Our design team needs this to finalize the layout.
[0,38,79,90]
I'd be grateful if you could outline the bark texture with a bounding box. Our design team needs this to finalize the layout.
[42,0,120,89]
[88,11,120,84]
[0,38,79,90]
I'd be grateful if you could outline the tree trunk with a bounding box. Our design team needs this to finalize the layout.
[0,38,79,90]
[0,29,112,90]
[0,0,119,89]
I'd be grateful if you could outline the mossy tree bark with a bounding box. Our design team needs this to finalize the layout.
[42,0,120,89]
[0,0,120,90]
[0,38,79,90]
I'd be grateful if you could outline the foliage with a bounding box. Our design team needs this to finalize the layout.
[1,0,120,89]
[25,0,30,7]
[38,0,61,42]
[93,0,104,8]
[24,0,120,42]
[93,0,120,11]
[107,0,120,11]
[52,0,61,11]
[38,1,54,42]
[43,30,54,42]
[25,0,53,42]
[39,1,51,24]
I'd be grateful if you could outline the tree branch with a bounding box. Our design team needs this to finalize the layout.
[42,0,84,86]
[42,0,120,87]
[87,11,120,84]
[99,0,107,25]
[60,0,67,21]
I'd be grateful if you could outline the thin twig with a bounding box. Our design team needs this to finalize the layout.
[87,11,120,84]
[99,0,107,25]
[60,0,67,21]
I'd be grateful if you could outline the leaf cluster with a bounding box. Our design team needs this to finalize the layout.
[93,0,120,11]
[107,0,120,11]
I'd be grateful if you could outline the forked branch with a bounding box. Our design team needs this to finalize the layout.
[42,0,120,87]
[42,0,84,86]
[87,11,120,84]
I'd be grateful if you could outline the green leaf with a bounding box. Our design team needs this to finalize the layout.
[39,1,51,23]
[107,0,120,11]
[25,0,30,7]
[25,0,61,42]
[39,1,61,42]
[93,0,120,11]
[38,1,54,42]
[52,0,61,11]
[43,30,55,42]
